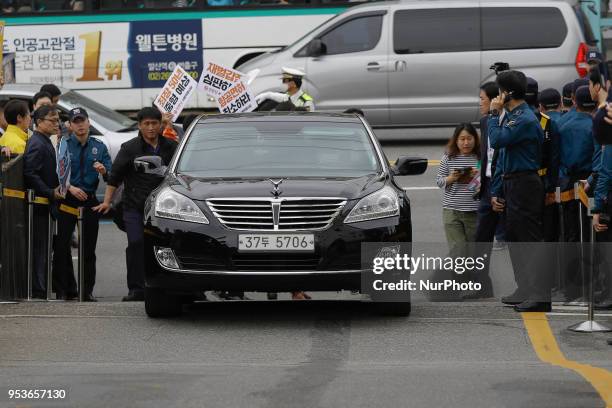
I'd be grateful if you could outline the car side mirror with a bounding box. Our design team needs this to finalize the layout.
[307,39,326,57]
[392,156,428,176]
[134,155,166,176]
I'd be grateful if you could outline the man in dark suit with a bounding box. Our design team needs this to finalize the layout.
[464,82,499,299]
[23,105,64,298]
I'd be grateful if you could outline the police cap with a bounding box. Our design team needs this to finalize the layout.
[281,67,306,80]
[539,88,561,110]
[575,85,596,109]
[69,107,89,122]
[525,77,538,106]
[587,48,603,64]
[573,78,589,94]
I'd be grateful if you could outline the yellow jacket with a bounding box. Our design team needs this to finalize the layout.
[0,125,29,154]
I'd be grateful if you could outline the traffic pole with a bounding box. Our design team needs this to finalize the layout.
[46,211,54,301]
[26,189,34,301]
[568,185,611,333]
[78,207,85,303]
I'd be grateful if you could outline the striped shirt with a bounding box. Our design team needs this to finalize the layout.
[436,153,480,211]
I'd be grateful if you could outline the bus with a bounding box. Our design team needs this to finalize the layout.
[0,0,367,111]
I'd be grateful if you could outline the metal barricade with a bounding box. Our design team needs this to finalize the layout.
[0,154,86,303]
[567,183,611,333]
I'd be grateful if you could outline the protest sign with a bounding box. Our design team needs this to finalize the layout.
[217,81,257,114]
[154,65,197,122]
[199,62,243,97]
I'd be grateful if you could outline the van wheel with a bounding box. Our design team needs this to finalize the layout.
[373,301,411,317]
[145,287,182,318]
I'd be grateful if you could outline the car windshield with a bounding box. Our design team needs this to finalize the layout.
[177,120,381,178]
[59,90,136,132]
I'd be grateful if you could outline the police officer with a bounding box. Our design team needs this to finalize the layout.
[255,67,315,112]
[558,78,589,128]
[525,79,560,244]
[558,86,597,302]
[465,82,500,300]
[539,88,562,122]
[561,82,574,114]
[586,47,610,90]
[52,108,112,301]
[489,70,548,312]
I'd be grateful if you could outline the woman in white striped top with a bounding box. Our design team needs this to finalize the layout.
[436,123,481,253]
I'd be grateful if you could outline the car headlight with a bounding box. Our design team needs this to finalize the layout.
[344,186,399,223]
[155,187,209,224]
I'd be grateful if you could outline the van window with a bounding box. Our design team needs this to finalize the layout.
[482,7,567,50]
[393,9,479,54]
[319,15,383,55]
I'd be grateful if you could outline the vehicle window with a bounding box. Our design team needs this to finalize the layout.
[59,90,136,132]
[319,15,383,55]
[177,121,380,178]
[574,6,597,46]
[393,9,479,54]
[482,7,567,50]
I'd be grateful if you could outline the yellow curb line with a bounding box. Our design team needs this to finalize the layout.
[521,312,612,407]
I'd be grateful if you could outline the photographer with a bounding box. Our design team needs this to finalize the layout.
[488,70,548,312]
[436,123,481,257]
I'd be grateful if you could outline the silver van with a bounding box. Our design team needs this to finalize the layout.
[238,0,596,127]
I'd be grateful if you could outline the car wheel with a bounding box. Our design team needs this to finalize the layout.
[373,301,411,317]
[145,287,182,318]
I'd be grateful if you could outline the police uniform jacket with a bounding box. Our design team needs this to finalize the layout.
[107,133,177,212]
[546,111,562,122]
[593,145,612,213]
[23,130,59,200]
[557,107,576,128]
[488,102,543,175]
[558,112,594,182]
[66,134,113,195]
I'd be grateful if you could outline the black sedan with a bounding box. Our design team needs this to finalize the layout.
[142,112,426,317]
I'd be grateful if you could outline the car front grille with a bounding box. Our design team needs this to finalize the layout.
[232,253,320,271]
[206,198,346,231]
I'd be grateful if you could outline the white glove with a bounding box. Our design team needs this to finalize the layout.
[255,92,289,104]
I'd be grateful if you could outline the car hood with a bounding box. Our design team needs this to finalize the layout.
[167,173,387,202]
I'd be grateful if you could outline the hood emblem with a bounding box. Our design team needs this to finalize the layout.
[269,178,283,198]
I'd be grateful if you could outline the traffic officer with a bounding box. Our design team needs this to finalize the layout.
[489,70,548,312]
[23,105,64,298]
[558,85,597,302]
[255,67,315,111]
[52,108,112,301]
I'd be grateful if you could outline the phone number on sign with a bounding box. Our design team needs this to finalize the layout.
[8,389,67,400]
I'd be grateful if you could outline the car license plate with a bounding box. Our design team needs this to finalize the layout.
[238,234,315,252]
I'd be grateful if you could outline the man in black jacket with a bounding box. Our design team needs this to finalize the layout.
[94,107,177,301]
[23,105,64,298]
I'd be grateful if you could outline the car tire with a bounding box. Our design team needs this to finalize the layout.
[145,287,182,318]
[373,301,411,317]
